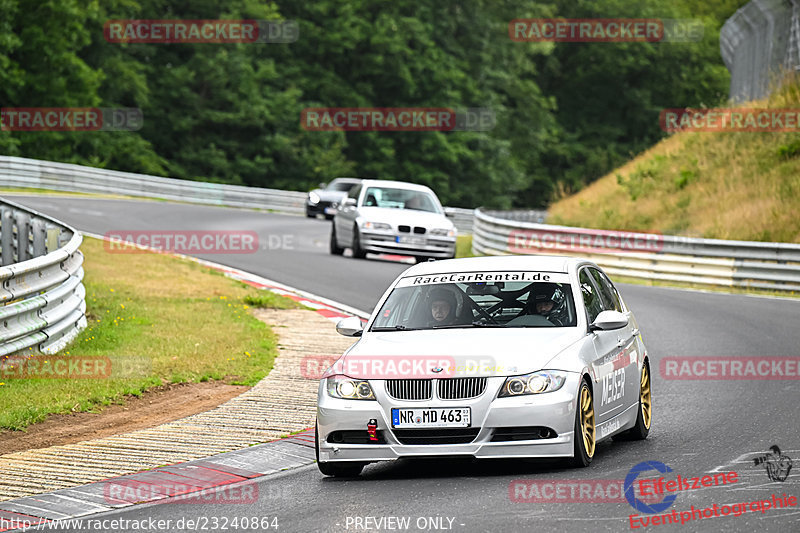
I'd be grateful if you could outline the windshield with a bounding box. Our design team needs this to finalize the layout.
[327,180,359,192]
[362,187,440,213]
[370,272,577,331]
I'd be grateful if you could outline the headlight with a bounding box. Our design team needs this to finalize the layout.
[308,192,321,205]
[430,228,456,237]
[362,221,392,231]
[326,376,376,400]
[498,371,567,397]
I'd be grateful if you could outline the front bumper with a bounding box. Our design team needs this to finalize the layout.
[306,201,338,216]
[316,374,580,462]
[359,231,456,258]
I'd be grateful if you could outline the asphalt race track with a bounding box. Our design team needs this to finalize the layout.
[8,195,800,532]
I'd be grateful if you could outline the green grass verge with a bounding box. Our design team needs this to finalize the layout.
[0,236,300,431]
[456,234,474,258]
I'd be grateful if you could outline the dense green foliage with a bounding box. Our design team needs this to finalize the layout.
[0,0,747,207]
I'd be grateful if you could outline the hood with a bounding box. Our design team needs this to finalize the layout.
[312,189,349,202]
[357,207,453,230]
[334,327,584,379]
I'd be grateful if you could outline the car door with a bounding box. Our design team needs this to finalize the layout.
[588,267,641,424]
[579,268,624,424]
[335,184,361,246]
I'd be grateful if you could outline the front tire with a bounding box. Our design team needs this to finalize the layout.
[570,379,595,467]
[330,224,344,255]
[351,225,367,259]
[315,422,365,477]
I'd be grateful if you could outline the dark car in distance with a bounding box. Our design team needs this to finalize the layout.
[306,178,363,219]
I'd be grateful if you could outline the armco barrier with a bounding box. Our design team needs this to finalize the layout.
[472,208,800,292]
[0,156,475,234]
[720,0,800,102]
[0,197,86,358]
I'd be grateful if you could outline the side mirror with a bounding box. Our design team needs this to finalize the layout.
[336,316,364,337]
[589,310,629,331]
[343,198,357,208]
[444,207,456,218]
[318,182,327,189]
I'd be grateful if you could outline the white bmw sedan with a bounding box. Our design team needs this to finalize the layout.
[329,179,456,262]
[315,256,652,476]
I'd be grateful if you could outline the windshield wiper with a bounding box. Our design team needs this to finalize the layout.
[470,320,506,328]
[371,325,417,332]
[431,321,506,329]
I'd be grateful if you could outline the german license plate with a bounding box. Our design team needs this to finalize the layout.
[391,408,471,428]
[396,235,426,245]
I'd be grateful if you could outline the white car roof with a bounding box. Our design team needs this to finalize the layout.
[359,179,436,194]
[400,255,589,277]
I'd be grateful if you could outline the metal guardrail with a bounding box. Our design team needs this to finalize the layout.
[720,0,800,102]
[0,197,86,358]
[0,155,306,214]
[473,208,800,292]
[0,156,476,233]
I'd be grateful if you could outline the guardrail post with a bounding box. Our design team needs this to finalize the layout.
[14,211,30,263]
[1,208,14,266]
[32,218,47,257]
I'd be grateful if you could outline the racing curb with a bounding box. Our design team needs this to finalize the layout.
[0,429,317,531]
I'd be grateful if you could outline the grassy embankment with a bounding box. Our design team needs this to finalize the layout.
[547,79,800,243]
[0,237,303,430]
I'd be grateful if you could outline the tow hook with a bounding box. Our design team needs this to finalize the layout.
[367,419,378,441]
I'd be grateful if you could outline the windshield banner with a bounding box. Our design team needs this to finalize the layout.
[398,271,571,287]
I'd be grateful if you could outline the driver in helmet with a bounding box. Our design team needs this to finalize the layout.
[427,288,459,327]
[528,284,566,326]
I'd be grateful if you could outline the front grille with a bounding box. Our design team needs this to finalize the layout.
[399,225,410,233]
[385,379,432,400]
[393,428,480,445]
[413,226,426,234]
[491,426,557,442]
[437,378,487,400]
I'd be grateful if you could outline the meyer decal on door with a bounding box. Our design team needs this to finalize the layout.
[392,408,471,428]
[601,367,625,406]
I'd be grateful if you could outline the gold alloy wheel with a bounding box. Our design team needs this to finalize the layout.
[579,384,595,458]
[640,363,652,429]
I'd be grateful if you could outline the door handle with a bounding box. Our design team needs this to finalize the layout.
[616,340,626,348]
